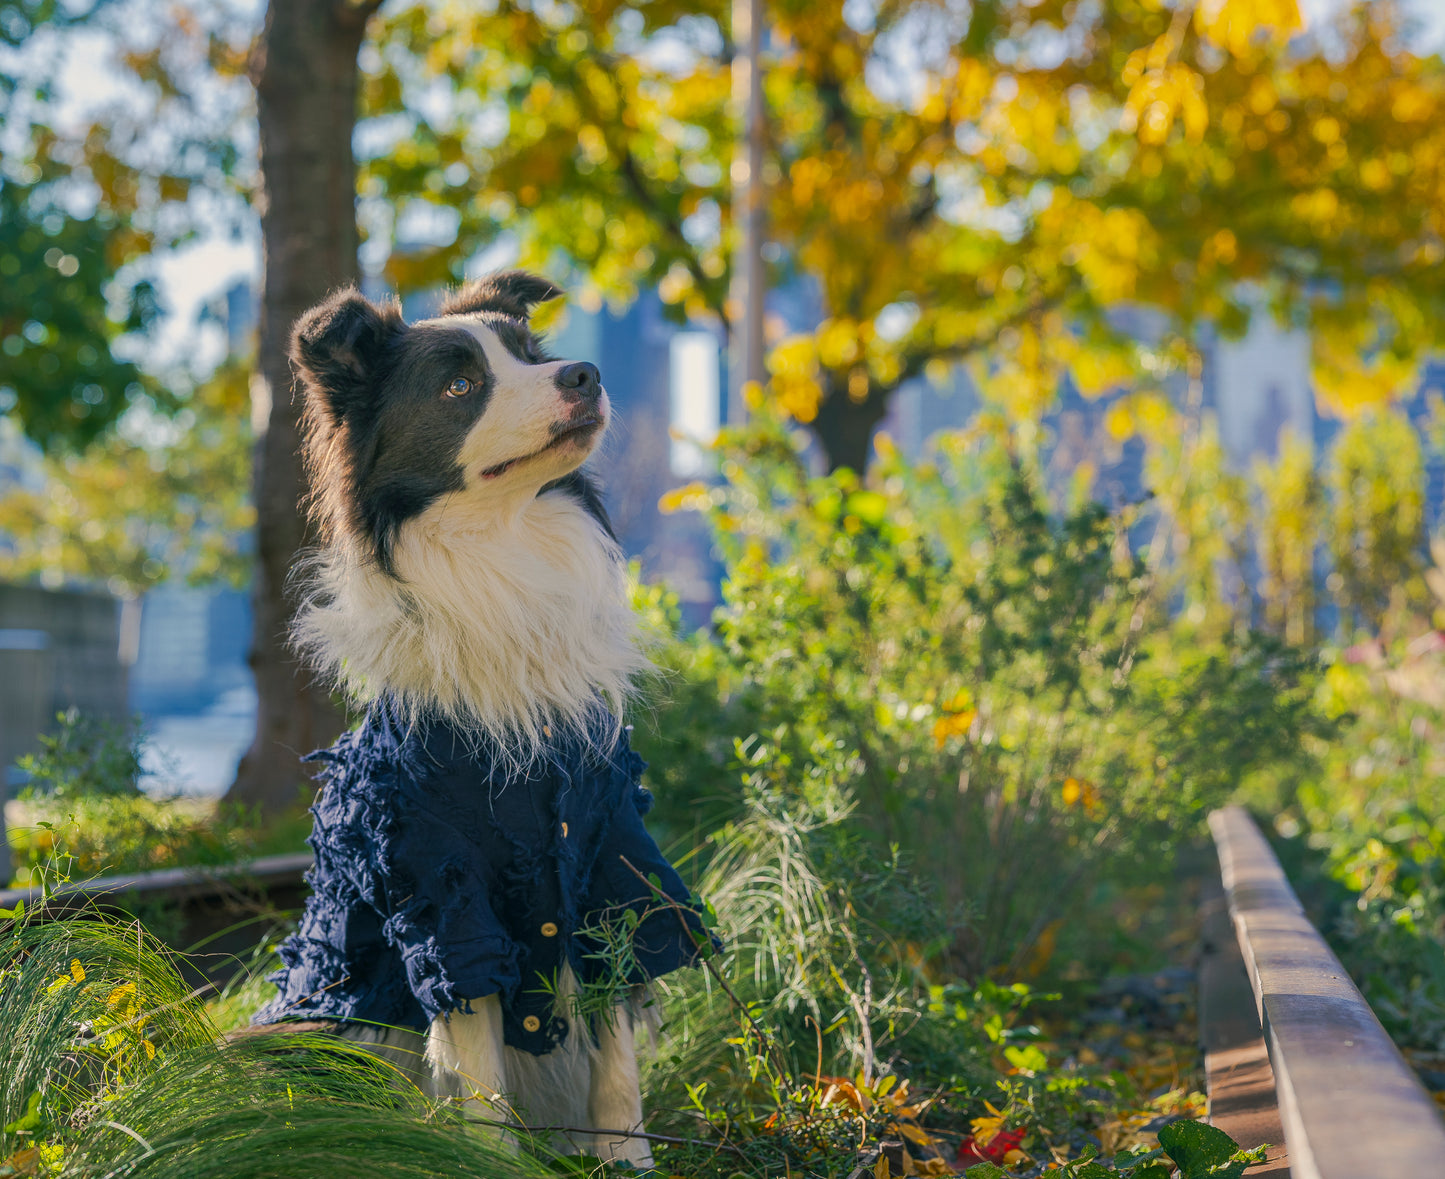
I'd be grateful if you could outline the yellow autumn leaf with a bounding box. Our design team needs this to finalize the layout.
[106,982,136,1010]
[1105,403,1136,442]
[1195,0,1304,58]
[932,709,976,749]
[941,688,973,713]
[658,482,709,515]
[970,1100,1007,1146]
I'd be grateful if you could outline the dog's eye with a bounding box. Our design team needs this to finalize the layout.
[445,376,472,398]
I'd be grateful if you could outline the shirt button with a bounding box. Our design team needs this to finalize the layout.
[540,922,558,938]
[522,1015,541,1033]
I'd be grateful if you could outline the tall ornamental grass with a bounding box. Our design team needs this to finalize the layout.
[0,916,555,1178]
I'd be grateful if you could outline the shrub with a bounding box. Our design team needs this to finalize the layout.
[641,407,1318,981]
[15,709,143,802]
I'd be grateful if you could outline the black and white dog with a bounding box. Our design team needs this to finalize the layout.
[252,272,712,1166]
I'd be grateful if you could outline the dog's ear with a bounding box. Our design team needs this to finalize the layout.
[290,289,403,422]
[437,270,563,321]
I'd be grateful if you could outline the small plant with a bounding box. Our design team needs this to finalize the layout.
[15,709,143,802]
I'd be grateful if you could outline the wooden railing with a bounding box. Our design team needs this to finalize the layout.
[1204,805,1445,1179]
[0,853,313,987]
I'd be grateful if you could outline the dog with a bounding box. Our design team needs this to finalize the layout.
[250,271,715,1167]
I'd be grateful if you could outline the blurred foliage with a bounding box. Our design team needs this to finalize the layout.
[0,0,252,452]
[0,355,255,594]
[1255,542,1445,1061]
[1,0,256,591]
[4,708,309,889]
[0,179,154,449]
[360,0,1445,468]
[13,708,142,803]
[638,402,1320,982]
[5,795,286,890]
[1254,427,1322,646]
[1326,408,1428,632]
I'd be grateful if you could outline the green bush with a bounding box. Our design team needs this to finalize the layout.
[6,709,311,889]
[1268,632,1445,1054]
[15,709,144,802]
[639,407,1318,982]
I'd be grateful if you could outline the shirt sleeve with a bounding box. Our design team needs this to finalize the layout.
[360,783,520,1023]
[582,783,721,981]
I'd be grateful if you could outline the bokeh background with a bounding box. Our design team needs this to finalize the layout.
[6,3,1445,1171]
[0,0,1440,798]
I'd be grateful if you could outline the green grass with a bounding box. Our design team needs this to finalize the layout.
[1,915,558,1178]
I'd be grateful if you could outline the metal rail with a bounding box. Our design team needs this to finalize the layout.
[1209,805,1445,1179]
[0,853,313,986]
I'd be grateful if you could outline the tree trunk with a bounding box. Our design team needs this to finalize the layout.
[226,0,378,815]
[810,377,893,475]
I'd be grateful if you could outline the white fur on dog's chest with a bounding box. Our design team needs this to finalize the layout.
[294,489,647,753]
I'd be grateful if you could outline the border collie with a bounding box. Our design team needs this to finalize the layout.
[251,272,714,1167]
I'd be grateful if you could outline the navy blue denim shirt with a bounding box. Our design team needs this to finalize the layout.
[251,699,714,1054]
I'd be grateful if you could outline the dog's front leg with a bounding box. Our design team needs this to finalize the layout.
[426,996,511,1131]
[587,997,654,1168]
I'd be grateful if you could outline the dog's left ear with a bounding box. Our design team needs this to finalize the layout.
[438,271,563,321]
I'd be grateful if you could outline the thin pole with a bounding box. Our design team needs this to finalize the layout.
[728,0,765,426]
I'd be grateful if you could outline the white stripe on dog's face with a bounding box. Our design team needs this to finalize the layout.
[434,318,608,495]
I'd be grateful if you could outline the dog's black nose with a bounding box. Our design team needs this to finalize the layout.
[555,361,601,403]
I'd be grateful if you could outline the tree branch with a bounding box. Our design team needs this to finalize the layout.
[614,146,730,334]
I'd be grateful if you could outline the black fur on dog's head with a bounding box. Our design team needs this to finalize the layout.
[292,271,613,576]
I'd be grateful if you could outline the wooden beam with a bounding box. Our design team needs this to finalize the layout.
[1210,805,1445,1179]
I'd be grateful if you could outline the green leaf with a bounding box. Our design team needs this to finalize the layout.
[0,899,24,920]
[1157,1120,1268,1179]
[3,1090,44,1134]
[1109,1144,1167,1173]
[965,1165,1007,1179]
[1003,1043,1048,1072]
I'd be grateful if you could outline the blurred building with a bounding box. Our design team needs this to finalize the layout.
[128,585,250,716]
[879,313,1445,532]
[0,583,133,792]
